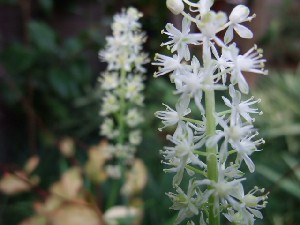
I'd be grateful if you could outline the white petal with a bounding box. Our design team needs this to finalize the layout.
[229,5,250,23]
[243,154,255,173]
[224,26,234,44]
[200,0,214,15]
[250,208,263,219]
[222,96,232,108]
[234,24,253,39]
[206,133,223,148]
[182,17,191,33]
[166,0,184,15]
[237,73,249,94]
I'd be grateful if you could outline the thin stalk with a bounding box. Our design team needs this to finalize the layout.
[118,68,128,206]
[181,117,204,125]
[118,68,127,145]
[185,165,207,177]
[205,88,220,225]
[107,68,128,208]
[193,150,212,157]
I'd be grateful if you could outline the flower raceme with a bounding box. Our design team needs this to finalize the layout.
[154,1,268,225]
[98,7,148,183]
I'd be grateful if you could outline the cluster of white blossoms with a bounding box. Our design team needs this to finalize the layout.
[99,7,148,178]
[154,0,268,225]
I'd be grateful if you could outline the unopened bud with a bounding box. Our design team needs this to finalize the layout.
[166,0,184,15]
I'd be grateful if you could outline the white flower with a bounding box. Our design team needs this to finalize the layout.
[166,180,199,224]
[99,7,148,72]
[153,54,187,77]
[166,0,184,15]
[100,93,119,116]
[126,108,144,127]
[222,85,262,123]
[155,98,191,132]
[234,133,264,172]
[224,208,253,225]
[112,7,142,34]
[100,118,119,139]
[174,59,226,113]
[221,43,268,94]
[134,52,149,73]
[98,71,119,90]
[129,130,142,145]
[162,126,206,185]
[197,11,227,47]
[125,74,144,100]
[234,184,268,221]
[207,116,254,162]
[199,0,214,16]
[195,170,246,210]
[183,0,214,16]
[224,5,255,43]
[161,17,202,60]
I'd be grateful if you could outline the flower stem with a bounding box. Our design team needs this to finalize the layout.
[107,68,127,209]
[119,68,129,206]
[181,117,204,125]
[185,165,207,177]
[205,88,220,225]
[118,68,127,145]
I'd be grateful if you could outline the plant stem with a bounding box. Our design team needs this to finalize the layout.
[205,88,220,225]
[185,165,207,177]
[181,117,204,125]
[107,68,128,208]
[118,68,128,206]
[118,68,127,145]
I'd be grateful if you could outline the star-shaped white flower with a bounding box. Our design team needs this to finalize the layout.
[153,54,187,77]
[222,84,262,123]
[161,17,202,60]
[224,5,256,43]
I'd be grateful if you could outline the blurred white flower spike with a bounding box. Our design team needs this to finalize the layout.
[98,7,148,183]
[153,1,268,225]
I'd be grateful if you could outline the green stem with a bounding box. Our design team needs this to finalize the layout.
[181,117,204,125]
[205,88,220,225]
[217,109,231,116]
[107,68,128,209]
[193,150,211,157]
[118,68,127,145]
[118,68,129,206]
[185,165,207,177]
[228,149,237,155]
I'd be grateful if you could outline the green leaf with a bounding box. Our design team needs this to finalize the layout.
[48,68,69,98]
[1,43,36,74]
[64,38,83,56]
[28,21,57,52]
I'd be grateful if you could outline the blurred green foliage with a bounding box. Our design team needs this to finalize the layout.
[261,0,300,66]
[252,67,300,225]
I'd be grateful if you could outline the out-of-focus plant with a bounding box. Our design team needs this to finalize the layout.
[254,68,300,153]
[97,6,149,224]
[0,138,148,225]
[251,68,300,225]
[261,0,300,66]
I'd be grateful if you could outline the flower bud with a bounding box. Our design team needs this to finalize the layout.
[229,5,250,23]
[166,0,184,15]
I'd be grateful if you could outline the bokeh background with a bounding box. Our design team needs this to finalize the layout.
[0,0,300,224]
